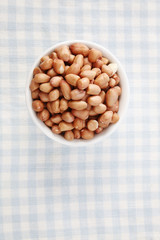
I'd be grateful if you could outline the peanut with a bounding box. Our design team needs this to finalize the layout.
[30,79,39,92]
[64,130,74,141]
[70,43,89,56]
[49,52,58,60]
[40,55,50,62]
[51,100,60,114]
[33,67,42,76]
[47,68,57,77]
[87,120,98,131]
[101,64,113,77]
[48,89,60,102]
[60,80,71,100]
[50,76,63,87]
[99,91,106,103]
[107,100,119,112]
[94,73,109,89]
[106,86,121,107]
[93,59,103,68]
[72,109,89,120]
[81,64,91,72]
[83,57,92,67]
[45,119,53,127]
[40,58,53,71]
[59,122,74,131]
[66,63,81,75]
[31,89,40,99]
[95,126,103,134]
[65,74,80,86]
[74,54,84,68]
[108,63,118,76]
[68,54,75,64]
[50,114,62,124]
[39,82,53,93]
[98,111,113,128]
[32,100,44,112]
[34,73,50,83]
[87,96,102,106]
[37,109,50,122]
[73,118,85,130]
[39,91,49,102]
[62,112,75,123]
[64,65,70,75]
[80,70,96,80]
[93,103,107,114]
[88,48,102,62]
[68,101,87,110]
[109,78,116,87]
[55,45,71,62]
[87,84,101,95]
[47,102,53,114]
[82,93,89,101]
[77,77,89,90]
[101,57,109,65]
[73,129,81,139]
[111,113,119,123]
[59,98,68,112]
[92,67,101,77]
[81,128,94,140]
[89,109,97,116]
[52,125,61,134]
[112,73,120,85]
[71,89,86,100]
[53,59,65,74]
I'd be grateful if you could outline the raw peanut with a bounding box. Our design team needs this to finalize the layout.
[80,70,96,80]
[93,103,107,114]
[49,52,58,60]
[82,93,89,101]
[107,100,119,112]
[83,57,92,66]
[59,89,63,97]
[87,119,98,131]
[95,126,103,134]
[39,92,50,102]
[31,89,40,99]
[72,109,89,120]
[51,99,60,113]
[111,113,119,123]
[50,114,62,124]
[99,91,105,103]
[86,104,91,111]
[52,125,61,134]
[71,89,86,100]
[64,130,74,141]
[87,96,102,106]
[77,77,89,90]
[49,89,60,102]
[55,45,70,61]
[45,119,53,127]
[88,48,102,62]
[87,84,101,95]
[68,54,75,64]
[60,80,71,100]
[70,43,89,56]
[40,55,49,62]
[73,118,85,130]
[73,129,80,139]
[32,100,44,112]
[40,58,53,70]
[47,68,57,77]
[98,111,113,128]
[109,78,116,87]
[81,64,91,72]
[40,82,53,93]
[112,73,120,85]
[94,73,109,89]
[37,109,50,122]
[60,98,68,112]
[53,59,65,74]
[101,57,109,65]
[92,68,101,77]
[47,102,54,114]
[62,112,74,123]
[34,73,50,83]
[30,79,39,92]
[33,67,42,76]
[50,76,63,87]
[66,63,81,75]
[108,63,118,76]
[59,122,74,131]
[73,54,84,68]
[81,128,94,140]
[101,64,113,77]
[114,86,122,95]
[64,65,70,75]
[65,74,80,86]
[93,59,103,68]
[106,87,121,107]
[68,101,87,110]
[89,109,97,116]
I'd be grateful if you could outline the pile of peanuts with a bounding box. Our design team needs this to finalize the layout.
[30,43,121,141]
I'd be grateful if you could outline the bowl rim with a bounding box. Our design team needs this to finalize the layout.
[25,40,130,146]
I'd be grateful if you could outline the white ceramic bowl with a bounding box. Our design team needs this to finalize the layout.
[26,40,129,146]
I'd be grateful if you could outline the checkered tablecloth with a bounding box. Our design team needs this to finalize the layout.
[0,0,160,239]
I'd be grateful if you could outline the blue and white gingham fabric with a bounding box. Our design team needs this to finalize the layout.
[0,0,160,239]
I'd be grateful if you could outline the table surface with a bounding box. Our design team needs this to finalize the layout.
[0,0,160,239]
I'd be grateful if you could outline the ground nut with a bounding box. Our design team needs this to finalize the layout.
[73,118,85,130]
[109,78,116,87]
[52,125,61,134]
[59,98,68,112]
[34,73,50,83]
[92,68,101,77]
[80,70,96,80]
[81,128,94,140]
[47,102,53,114]
[55,45,71,62]
[32,100,44,112]
[87,119,98,131]
[114,86,122,95]
[101,57,109,65]
[93,103,107,114]
[48,89,60,102]
[101,64,113,77]
[37,109,50,122]
[111,113,119,123]
[87,96,102,106]
[112,73,120,85]
[39,92,49,102]
[106,87,121,107]
[45,119,53,127]
[107,101,119,112]
[50,114,62,124]
[50,76,63,87]
[47,68,57,77]
[108,63,118,76]
[70,43,89,56]
[99,91,106,103]
[71,89,86,100]
[60,80,71,100]
[68,101,87,110]
[65,74,80,86]
[33,67,42,76]
[72,109,89,120]
[64,131,74,141]
[66,63,81,75]
[40,82,53,93]
[95,126,103,134]
[98,111,113,128]
[40,55,50,62]
[83,57,92,66]
[88,48,102,62]
[74,54,84,68]
[40,58,53,70]
[53,59,65,74]
[82,93,89,101]
[81,64,91,72]
[87,84,101,95]
[89,109,97,116]
[62,112,75,123]
[30,79,39,92]
[73,129,81,139]
[94,73,109,89]
[51,100,60,113]
[31,89,40,99]
[93,59,103,68]
[59,122,74,131]
[77,77,90,90]
[68,54,75,64]
[49,52,58,60]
